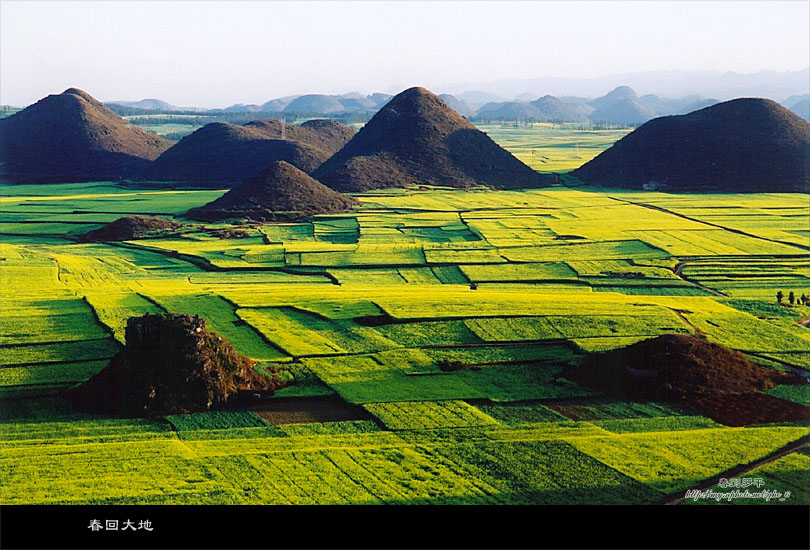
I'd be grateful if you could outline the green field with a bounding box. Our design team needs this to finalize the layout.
[475,122,633,172]
[1,139,809,505]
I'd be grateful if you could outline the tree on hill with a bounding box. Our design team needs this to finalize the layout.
[69,313,289,416]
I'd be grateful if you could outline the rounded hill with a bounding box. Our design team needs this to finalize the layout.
[567,333,808,426]
[573,98,810,192]
[570,334,779,400]
[283,94,346,114]
[186,160,359,222]
[313,87,552,192]
[244,118,355,153]
[590,86,638,108]
[147,119,355,185]
[0,88,172,183]
[81,215,180,241]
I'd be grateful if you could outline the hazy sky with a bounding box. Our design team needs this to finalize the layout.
[1,0,808,108]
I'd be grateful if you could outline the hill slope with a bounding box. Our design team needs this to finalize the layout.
[313,87,551,192]
[244,119,355,153]
[147,119,355,184]
[186,160,359,221]
[81,215,180,241]
[573,98,810,192]
[0,88,172,183]
[438,94,474,118]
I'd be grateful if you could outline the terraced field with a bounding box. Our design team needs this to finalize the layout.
[1,180,808,505]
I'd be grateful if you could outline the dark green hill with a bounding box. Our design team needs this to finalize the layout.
[573,98,810,192]
[244,118,355,152]
[0,88,172,183]
[186,160,359,222]
[81,215,180,241]
[147,119,354,184]
[313,87,552,192]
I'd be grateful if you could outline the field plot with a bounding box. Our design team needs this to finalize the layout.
[363,400,499,430]
[147,294,290,361]
[0,339,121,367]
[566,426,810,494]
[237,307,397,356]
[0,299,108,345]
[474,122,633,173]
[711,452,810,505]
[1,179,809,506]
[374,320,483,347]
[0,361,108,397]
[84,292,165,343]
[429,439,662,504]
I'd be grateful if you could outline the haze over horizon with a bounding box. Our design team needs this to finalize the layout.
[1,0,808,108]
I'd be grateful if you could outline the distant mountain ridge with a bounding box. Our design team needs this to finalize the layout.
[108,98,206,112]
[588,87,656,125]
[439,68,810,103]
[477,95,588,122]
[782,94,810,121]
[474,86,720,124]
[85,72,810,125]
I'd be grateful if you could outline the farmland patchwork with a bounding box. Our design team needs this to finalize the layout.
[1,182,808,504]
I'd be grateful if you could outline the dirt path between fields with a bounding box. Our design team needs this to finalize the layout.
[665,307,708,338]
[660,433,810,505]
[669,260,727,297]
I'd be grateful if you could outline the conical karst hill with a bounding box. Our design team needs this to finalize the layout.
[81,215,181,242]
[0,88,172,183]
[147,119,355,185]
[312,87,552,192]
[185,160,359,222]
[573,98,810,192]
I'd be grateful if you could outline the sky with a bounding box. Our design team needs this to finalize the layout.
[1,0,808,108]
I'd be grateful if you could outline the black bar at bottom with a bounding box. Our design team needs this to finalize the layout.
[1,504,808,550]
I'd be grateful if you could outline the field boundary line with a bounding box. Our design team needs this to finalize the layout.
[609,197,810,253]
